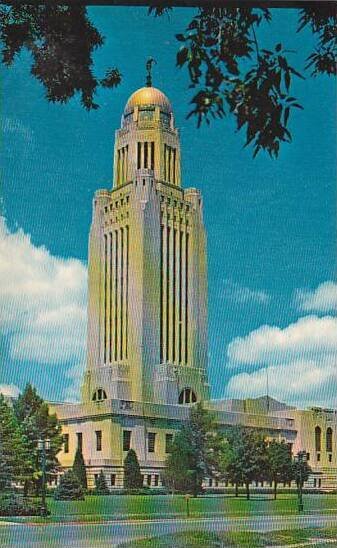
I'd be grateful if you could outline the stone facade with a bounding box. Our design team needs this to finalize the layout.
[50,84,337,491]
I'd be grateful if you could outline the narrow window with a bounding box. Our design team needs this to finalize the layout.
[160,225,164,363]
[137,142,141,169]
[166,226,170,361]
[172,229,176,363]
[120,227,124,360]
[144,141,148,168]
[76,432,83,452]
[147,474,151,487]
[179,231,183,364]
[148,432,156,453]
[173,148,176,184]
[326,427,333,453]
[63,434,69,454]
[185,232,189,364]
[123,430,131,452]
[111,474,116,486]
[151,142,155,170]
[96,430,102,452]
[154,475,159,486]
[104,234,107,364]
[306,453,310,461]
[109,232,113,362]
[125,225,129,359]
[315,426,321,452]
[114,230,118,361]
[165,433,173,454]
[317,453,321,462]
[329,454,332,462]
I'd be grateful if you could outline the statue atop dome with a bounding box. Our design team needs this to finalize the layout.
[146,57,157,87]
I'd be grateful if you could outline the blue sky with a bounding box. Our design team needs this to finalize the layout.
[1,7,336,407]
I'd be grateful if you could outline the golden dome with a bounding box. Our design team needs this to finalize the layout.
[124,86,172,115]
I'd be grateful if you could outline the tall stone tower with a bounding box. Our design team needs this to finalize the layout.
[82,78,210,405]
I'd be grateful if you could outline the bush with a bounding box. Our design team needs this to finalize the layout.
[54,470,85,500]
[73,448,88,490]
[0,492,45,516]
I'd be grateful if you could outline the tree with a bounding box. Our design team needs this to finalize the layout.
[13,384,63,496]
[163,404,220,496]
[54,470,84,500]
[266,440,293,499]
[94,470,109,495]
[0,4,335,156]
[72,447,87,491]
[222,426,268,500]
[123,449,143,490]
[0,395,30,491]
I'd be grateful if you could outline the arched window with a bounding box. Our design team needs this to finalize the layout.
[178,388,197,405]
[326,427,333,453]
[92,388,107,402]
[315,426,321,452]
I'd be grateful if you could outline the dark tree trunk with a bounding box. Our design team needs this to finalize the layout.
[245,482,250,500]
[274,481,278,500]
[235,483,239,497]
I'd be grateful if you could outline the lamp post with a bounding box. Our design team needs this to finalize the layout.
[38,438,51,516]
[294,452,306,513]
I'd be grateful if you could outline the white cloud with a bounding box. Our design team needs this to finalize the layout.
[295,281,337,313]
[228,315,337,366]
[222,280,270,305]
[0,217,87,397]
[0,383,21,398]
[226,315,337,408]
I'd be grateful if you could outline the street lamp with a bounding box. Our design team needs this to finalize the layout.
[294,451,307,513]
[37,438,51,516]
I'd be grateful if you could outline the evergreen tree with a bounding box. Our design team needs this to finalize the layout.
[0,395,30,491]
[267,440,293,499]
[73,447,87,490]
[124,449,143,490]
[54,470,84,500]
[94,470,109,495]
[13,384,63,495]
[163,404,220,496]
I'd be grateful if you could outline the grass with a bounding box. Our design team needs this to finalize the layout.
[2,493,335,523]
[119,528,337,547]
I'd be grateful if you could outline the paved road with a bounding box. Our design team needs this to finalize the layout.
[0,514,336,547]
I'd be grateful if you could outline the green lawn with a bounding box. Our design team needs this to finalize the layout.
[18,493,337,523]
[119,528,337,547]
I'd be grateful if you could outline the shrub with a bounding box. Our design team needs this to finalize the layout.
[73,447,87,490]
[54,470,85,500]
[0,492,45,516]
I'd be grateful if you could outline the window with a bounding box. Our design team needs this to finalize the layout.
[76,432,83,451]
[209,478,213,487]
[147,474,152,486]
[318,478,322,488]
[178,388,197,405]
[111,474,116,487]
[306,453,310,461]
[154,475,159,486]
[328,454,332,463]
[63,434,69,454]
[123,430,131,452]
[165,433,173,454]
[317,453,321,462]
[92,388,107,402]
[326,427,333,453]
[313,478,317,487]
[148,432,156,453]
[96,430,102,452]
[315,426,322,452]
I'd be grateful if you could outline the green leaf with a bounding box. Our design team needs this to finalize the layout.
[177,46,189,67]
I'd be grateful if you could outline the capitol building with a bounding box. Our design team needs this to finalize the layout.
[51,80,337,491]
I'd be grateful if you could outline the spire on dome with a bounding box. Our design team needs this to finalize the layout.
[145,57,157,87]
